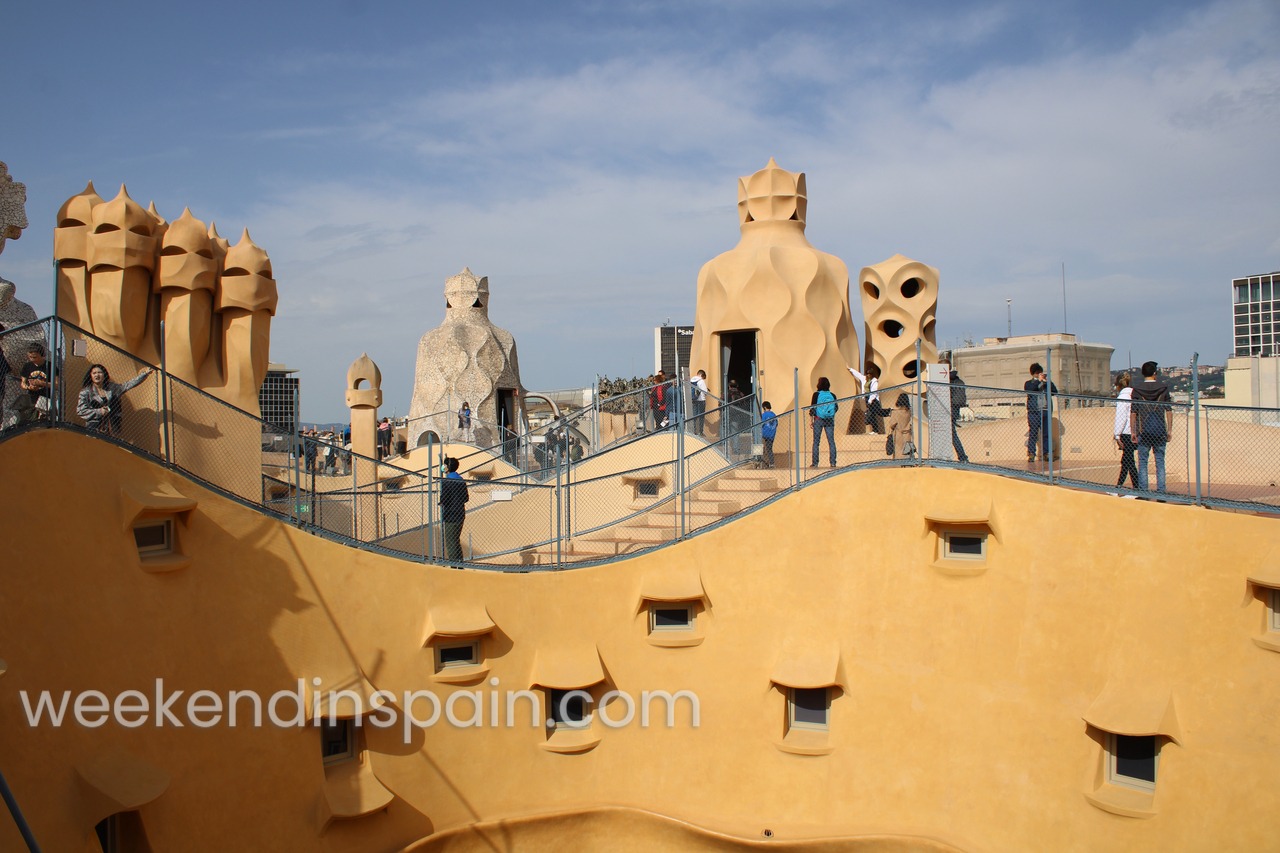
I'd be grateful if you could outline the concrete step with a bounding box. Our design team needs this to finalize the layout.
[646,505,738,523]
[613,524,679,543]
[519,537,648,565]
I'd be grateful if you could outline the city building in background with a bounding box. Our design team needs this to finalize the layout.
[654,323,694,376]
[1226,271,1280,410]
[949,333,1114,400]
[1232,271,1278,357]
[259,363,300,433]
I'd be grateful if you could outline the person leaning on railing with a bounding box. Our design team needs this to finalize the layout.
[76,363,152,437]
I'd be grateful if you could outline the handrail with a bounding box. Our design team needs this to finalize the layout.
[4,318,1277,576]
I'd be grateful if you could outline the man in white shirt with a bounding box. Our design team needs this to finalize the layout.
[689,369,709,436]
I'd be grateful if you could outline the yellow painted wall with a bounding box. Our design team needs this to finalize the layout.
[2,429,1278,850]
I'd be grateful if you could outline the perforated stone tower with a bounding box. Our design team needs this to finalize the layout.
[859,253,939,389]
[407,268,525,448]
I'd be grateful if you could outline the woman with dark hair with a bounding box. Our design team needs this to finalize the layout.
[887,393,915,460]
[810,376,838,467]
[76,363,152,436]
[1113,372,1138,489]
[849,363,887,434]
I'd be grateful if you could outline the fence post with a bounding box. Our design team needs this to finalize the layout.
[1045,348,1054,482]
[555,450,563,568]
[0,765,39,853]
[292,386,302,525]
[424,436,434,561]
[794,368,801,484]
[676,374,686,539]
[1192,352,1202,506]
[915,339,923,465]
[49,260,59,427]
[159,319,173,464]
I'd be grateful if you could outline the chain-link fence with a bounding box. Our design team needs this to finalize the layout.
[7,320,1280,570]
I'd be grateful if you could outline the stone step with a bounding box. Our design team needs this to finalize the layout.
[613,523,680,543]
[647,504,740,522]
[699,476,779,493]
[519,537,648,565]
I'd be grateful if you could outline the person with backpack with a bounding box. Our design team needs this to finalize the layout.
[759,401,778,468]
[650,370,669,429]
[810,376,838,467]
[1129,361,1173,493]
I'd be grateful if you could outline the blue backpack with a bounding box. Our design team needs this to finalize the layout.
[815,390,837,419]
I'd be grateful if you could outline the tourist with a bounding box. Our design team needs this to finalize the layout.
[943,358,968,463]
[1130,361,1173,493]
[848,363,886,434]
[304,427,318,473]
[760,400,777,468]
[19,342,51,421]
[887,393,915,460]
[439,456,470,562]
[1113,373,1138,489]
[1024,362,1057,464]
[75,363,152,437]
[810,376,838,467]
[377,417,391,459]
[689,369,709,436]
[650,371,669,429]
[457,401,473,443]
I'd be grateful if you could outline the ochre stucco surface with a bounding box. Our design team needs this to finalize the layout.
[2,429,1278,850]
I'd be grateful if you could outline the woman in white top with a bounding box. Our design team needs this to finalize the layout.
[848,363,887,434]
[1113,373,1138,488]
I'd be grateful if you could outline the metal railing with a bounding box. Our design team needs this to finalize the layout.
[4,319,1277,574]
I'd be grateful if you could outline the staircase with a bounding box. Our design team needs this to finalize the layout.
[518,466,785,566]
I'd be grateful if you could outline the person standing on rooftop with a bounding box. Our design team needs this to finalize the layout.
[1130,361,1173,493]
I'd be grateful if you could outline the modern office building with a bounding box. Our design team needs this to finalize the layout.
[654,323,694,377]
[258,363,300,433]
[1225,272,1280,410]
[1232,271,1279,357]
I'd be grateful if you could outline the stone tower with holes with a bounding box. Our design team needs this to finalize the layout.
[859,253,938,390]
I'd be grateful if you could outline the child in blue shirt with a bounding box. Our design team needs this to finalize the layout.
[760,401,777,468]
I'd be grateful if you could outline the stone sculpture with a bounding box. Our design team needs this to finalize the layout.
[689,158,859,419]
[345,353,383,460]
[407,268,525,448]
[0,161,36,427]
[54,183,277,416]
[859,254,938,389]
[0,162,27,255]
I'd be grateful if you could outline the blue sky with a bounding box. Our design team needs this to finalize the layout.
[4,0,1278,421]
